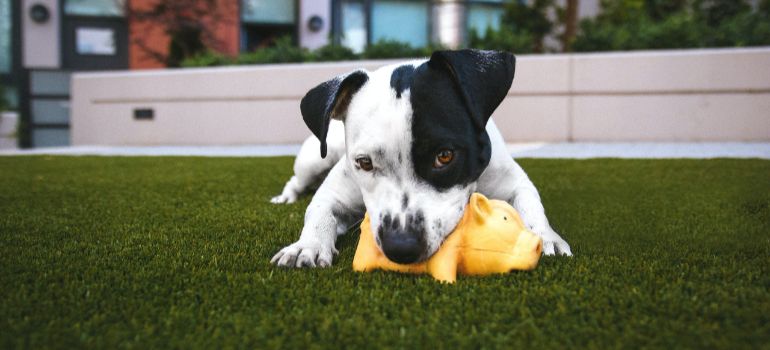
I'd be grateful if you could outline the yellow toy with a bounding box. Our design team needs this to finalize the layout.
[353,193,543,283]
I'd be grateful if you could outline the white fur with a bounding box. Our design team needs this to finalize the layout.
[271,62,571,268]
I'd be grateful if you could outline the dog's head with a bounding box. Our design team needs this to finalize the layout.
[301,49,515,264]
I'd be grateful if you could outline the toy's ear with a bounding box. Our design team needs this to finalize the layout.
[301,70,369,158]
[469,193,493,223]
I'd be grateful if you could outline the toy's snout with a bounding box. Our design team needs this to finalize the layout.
[515,229,543,257]
[501,228,543,271]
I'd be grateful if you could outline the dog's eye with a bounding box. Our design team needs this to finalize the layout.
[433,149,454,169]
[356,156,373,171]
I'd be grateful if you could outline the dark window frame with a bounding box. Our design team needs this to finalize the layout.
[239,0,300,52]
[60,0,128,70]
[60,14,129,70]
[332,0,433,49]
[29,94,71,128]
[0,0,22,98]
[62,0,126,18]
[1,0,30,147]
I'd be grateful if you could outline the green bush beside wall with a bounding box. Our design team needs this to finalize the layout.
[181,0,770,68]
[181,39,437,68]
[572,0,770,52]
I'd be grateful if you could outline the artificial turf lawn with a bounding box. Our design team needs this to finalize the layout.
[0,156,768,349]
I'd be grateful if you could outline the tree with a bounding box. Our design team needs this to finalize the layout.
[502,0,555,53]
[561,0,579,51]
[128,0,237,67]
[694,0,751,26]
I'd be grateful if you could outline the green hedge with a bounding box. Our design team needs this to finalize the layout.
[467,0,770,53]
[182,0,770,68]
[572,0,770,52]
[181,37,440,68]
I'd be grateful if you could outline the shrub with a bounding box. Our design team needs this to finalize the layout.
[468,26,536,53]
[362,40,428,59]
[469,0,555,53]
[310,44,358,62]
[234,36,309,65]
[694,0,752,27]
[573,0,770,52]
[181,37,444,68]
[708,11,770,47]
[180,51,232,68]
[166,25,206,67]
[502,0,554,52]
[639,13,703,49]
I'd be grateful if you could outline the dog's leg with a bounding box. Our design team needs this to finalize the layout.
[271,159,364,267]
[500,161,572,256]
[271,123,345,204]
[480,166,572,256]
[479,122,572,256]
[510,183,571,255]
[480,162,571,255]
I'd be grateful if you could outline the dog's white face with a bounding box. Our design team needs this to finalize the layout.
[300,50,516,263]
[343,63,475,263]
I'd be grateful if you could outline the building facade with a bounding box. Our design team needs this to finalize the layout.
[1,0,599,148]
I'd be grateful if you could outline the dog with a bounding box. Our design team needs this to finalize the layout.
[270,49,571,268]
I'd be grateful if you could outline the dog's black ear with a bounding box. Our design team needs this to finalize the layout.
[301,70,369,158]
[427,50,515,130]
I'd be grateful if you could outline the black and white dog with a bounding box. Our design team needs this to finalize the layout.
[271,49,571,268]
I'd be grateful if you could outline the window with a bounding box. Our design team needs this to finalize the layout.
[335,0,430,53]
[370,1,429,48]
[241,0,296,24]
[340,1,366,53]
[467,1,505,37]
[240,0,297,52]
[64,0,125,17]
[0,0,10,73]
[0,0,17,110]
[467,3,504,34]
[76,27,117,56]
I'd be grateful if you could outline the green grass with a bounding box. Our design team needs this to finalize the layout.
[1,156,768,349]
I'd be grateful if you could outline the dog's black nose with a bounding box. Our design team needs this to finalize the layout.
[380,230,424,264]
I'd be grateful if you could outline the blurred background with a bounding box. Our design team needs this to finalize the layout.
[1,0,769,149]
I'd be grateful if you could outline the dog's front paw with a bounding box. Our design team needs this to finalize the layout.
[270,193,297,204]
[270,240,337,268]
[536,228,572,256]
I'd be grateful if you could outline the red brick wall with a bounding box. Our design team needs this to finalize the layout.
[128,0,240,69]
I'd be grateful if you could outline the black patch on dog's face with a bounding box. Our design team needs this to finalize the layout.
[407,50,515,190]
[408,63,491,189]
[390,64,416,98]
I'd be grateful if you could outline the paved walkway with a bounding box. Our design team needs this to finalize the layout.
[1,143,769,159]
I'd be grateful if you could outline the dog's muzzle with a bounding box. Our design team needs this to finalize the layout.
[379,229,425,264]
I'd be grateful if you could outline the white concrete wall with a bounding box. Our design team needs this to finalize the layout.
[0,112,18,149]
[71,60,400,145]
[298,0,331,50]
[71,48,770,146]
[22,0,60,68]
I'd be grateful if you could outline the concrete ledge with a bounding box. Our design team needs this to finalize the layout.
[3,143,769,159]
[571,48,770,93]
[71,48,770,146]
[0,112,18,150]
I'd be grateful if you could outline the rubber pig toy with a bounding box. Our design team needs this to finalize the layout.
[353,193,543,283]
